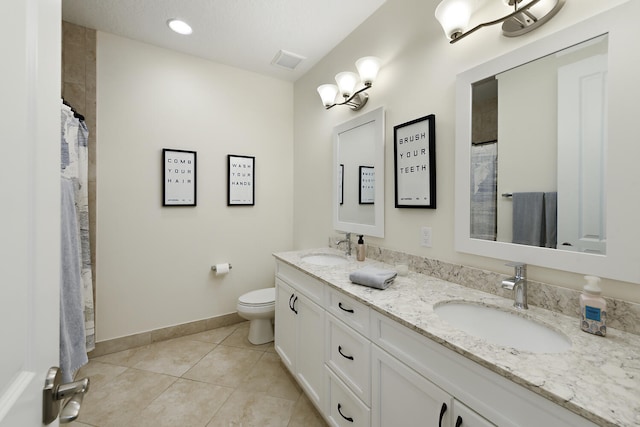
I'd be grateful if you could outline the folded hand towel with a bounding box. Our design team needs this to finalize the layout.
[349,266,397,290]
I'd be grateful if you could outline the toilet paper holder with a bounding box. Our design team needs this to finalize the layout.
[211,264,232,272]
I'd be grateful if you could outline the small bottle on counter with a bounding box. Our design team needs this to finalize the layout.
[580,275,606,337]
[356,235,365,261]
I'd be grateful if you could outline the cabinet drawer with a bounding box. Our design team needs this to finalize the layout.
[326,314,371,405]
[275,261,324,305]
[326,367,370,427]
[326,288,370,336]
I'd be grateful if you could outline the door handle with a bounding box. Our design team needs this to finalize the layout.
[43,367,90,424]
[292,296,298,314]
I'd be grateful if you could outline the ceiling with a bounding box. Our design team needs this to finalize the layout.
[61,0,387,82]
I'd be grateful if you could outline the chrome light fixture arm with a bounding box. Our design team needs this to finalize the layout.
[442,0,564,44]
[325,83,371,111]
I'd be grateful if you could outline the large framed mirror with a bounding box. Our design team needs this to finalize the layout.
[454,2,640,283]
[333,106,385,238]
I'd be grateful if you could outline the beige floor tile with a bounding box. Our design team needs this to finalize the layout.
[129,378,234,427]
[183,345,263,388]
[131,338,216,377]
[287,392,327,427]
[74,360,127,389]
[66,422,93,427]
[206,390,296,427]
[91,344,151,368]
[179,324,239,344]
[76,368,176,427]
[239,352,301,401]
[220,323,272,351]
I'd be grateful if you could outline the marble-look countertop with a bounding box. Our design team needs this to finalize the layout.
[274,248,640,427]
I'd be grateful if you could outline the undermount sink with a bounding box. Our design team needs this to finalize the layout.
[301,253,350,266]
[434,301,571,354]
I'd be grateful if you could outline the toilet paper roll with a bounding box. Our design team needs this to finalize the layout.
[214,263,230,275]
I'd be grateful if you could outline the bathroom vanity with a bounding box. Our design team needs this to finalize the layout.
[273,249,640,427]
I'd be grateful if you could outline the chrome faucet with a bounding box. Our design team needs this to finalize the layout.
[501,262,528,309]
[335,232,352,256]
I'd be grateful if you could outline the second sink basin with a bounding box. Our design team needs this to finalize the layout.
[434,301,571,354]
[301,253,349,266]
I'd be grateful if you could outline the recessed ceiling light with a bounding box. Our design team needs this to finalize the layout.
[167,19,192,35]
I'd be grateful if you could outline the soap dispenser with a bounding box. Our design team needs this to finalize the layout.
[356,235,365,261]
[580,275,606,336]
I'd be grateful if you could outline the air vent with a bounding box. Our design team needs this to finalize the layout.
[271,49,305,70]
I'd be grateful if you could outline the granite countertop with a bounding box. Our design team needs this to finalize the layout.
[274,248,640,427]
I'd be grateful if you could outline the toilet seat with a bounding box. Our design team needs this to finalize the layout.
[238,287,275,307]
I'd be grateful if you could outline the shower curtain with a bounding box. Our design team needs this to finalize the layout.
[470,142,498,241]
[60,100,95,380]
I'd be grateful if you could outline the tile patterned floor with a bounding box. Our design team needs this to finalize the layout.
[69,322,327,427]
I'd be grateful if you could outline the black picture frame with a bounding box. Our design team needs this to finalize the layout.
[227,155,255,206]
[359,166,375,205]
[162,148,197,206]
[394,114,436,208]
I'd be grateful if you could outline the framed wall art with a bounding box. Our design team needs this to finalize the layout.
[359,165,375,204]
[163,148,196,206]
[227,154,255,206]
[394,114,436,208]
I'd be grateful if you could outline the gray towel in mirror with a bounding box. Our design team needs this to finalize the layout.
[512,192,545,246]
[349,266,397,290]
[544,192,557,248]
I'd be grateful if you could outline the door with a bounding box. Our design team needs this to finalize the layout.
[371,345,453,427]
[452,400,496,427]
[274,279,296,373]
[557,51,608,254]
[294,291,325,408]
[0,0,61,426]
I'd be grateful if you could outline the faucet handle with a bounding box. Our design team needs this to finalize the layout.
[505,262,526,277]
[505,261,525,268]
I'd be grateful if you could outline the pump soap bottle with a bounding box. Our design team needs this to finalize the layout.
[356,235,365,261]
[580,275,607,336]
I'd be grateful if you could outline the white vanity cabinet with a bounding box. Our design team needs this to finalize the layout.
[274,263,325,409]
[370,311,596,427]
[274,259,599,427]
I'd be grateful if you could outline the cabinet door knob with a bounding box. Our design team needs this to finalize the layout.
[439,402,448,427]
[338,302,354,313]
[337,403,354,423]
[338,345,354,361]
[456,415,463,427]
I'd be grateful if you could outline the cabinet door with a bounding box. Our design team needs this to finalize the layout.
[275,279,296,373]
[372,345,453,427]
[295,291,325,408]
[453,401,496,427]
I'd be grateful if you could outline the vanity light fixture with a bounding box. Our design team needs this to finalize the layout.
[167,18,193,35]
[317,56,381,111]
[435,0,565,44]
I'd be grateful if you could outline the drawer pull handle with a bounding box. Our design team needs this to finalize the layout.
[338,345,354,361]
[288,294,295,311]
[338,302,354,313]
[438,402,447,427]
[292,296,298,314]
[337,403,353,423]
[456,415,463,427]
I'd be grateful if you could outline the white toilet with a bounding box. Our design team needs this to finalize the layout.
[236,287,276,345]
